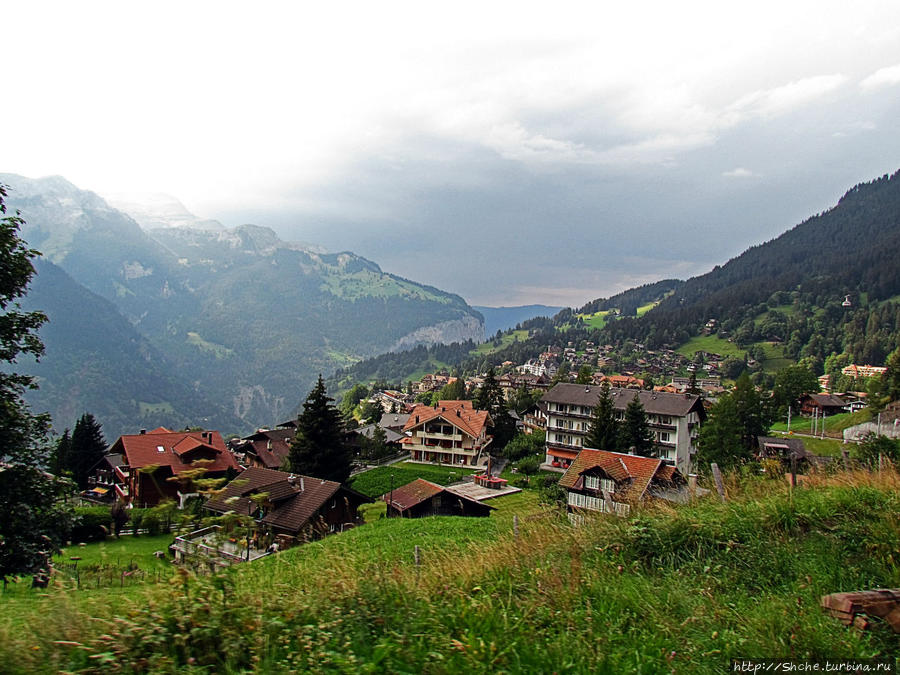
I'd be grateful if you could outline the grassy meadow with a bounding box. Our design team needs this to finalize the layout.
[1,470,898,673]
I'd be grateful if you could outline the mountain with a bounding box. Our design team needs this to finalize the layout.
[598,170,900,363]
[473,305,565,336]
[15,259,242,439]
[1,174,484,433]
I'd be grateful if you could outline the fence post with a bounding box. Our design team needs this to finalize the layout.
[513,515,519,540]
[710,463,726,503]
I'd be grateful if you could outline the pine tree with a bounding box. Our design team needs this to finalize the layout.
[289,376,353,483]
[696,373,771,470]
[584,381,618,450]
[473,367,516,451]
[50,428,72,477]
[619,393,653,456]
[69,413,107,490]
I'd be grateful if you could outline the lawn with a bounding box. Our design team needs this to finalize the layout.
[348,461,479,498]
[770,409,872,437]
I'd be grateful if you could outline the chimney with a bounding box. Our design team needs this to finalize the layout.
[456,409,461,417]
[300,476,305,491]
[139,429,146,435]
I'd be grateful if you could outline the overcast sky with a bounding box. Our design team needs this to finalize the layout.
[5,1,900,306]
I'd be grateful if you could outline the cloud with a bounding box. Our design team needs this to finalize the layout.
[860,63,900,90]
[723,167,755,178]
[726,74,847,120]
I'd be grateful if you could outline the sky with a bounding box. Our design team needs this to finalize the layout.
[4,1,900,306]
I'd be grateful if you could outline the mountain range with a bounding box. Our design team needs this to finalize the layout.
[2,174,484,438]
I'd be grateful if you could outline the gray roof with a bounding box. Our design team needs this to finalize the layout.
[355,424,405,444]
[542,383,704,417]
[379,413,410,430]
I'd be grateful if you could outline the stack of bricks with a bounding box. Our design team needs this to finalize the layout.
[820,589,900,633]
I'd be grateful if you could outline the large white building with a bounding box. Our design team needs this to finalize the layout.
[541,383,705,475]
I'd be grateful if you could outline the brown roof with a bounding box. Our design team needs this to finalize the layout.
[403,400,492,439]
[542,383,705,418]
[111,429,238,475]
[205,466,371,534]
[381,478,494,514]
[242,428,294,469]
[559,449,667,500]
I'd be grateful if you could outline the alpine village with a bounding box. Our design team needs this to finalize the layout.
[2,171,900,673]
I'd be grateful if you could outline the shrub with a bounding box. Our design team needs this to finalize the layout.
[516,456,541,475]
[142,511,162,536]
[70,506,111,542]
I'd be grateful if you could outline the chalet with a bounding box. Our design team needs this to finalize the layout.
[403,400,493,466]
[101,427,240,507]
[84,453,126,502]
[205,466,372,540]
[522,400,548,435]
[382,478,494,518]
[497,372,551,400]
[756,436,831,473]
[231,426,294,470]
[541,383,705,474]
[560,448,690,522]
[378,412,410,432]
[799,393,847,417]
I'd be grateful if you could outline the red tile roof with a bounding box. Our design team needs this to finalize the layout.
[559,449,665,500]
[403,400,492,440]
[111,430,238,475]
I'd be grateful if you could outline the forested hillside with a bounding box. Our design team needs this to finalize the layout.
[329,170,900,391]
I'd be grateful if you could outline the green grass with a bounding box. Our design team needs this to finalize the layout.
[138,401,175,415]
[675,335,747,359]
[471,329,529,356]
[349,461,478,498]
[3,473,898,673]
[576,310,613,330]
[635,301,657,316]
[770,409,872,437]
[186,331,234,359]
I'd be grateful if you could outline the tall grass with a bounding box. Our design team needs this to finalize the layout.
[1,470,897,673]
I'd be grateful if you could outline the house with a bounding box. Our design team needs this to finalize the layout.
[798,393,847,417]
[205,466,372,541]
[541,383,705,474]
[559,448,690,522]
[83,453,126,502]
[382,478,494,518]
[102,427,240,507]
[403,400,493,466]
[756,436,831,473]
[231,426,294,470]
[522,400,548,435]
[497,372,551,400]
[841,364,887,379]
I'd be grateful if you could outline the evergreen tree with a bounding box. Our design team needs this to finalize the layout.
[0,183,74,583]
[772,364,818,418]
[69,413,107,490]
[584,381,618,451]
[289,376,353,483]
[575,365,593,385]
[883,347,900,402]
[474,367,516,450]
[619,393,653,456]
[696,373,771,470]
[50,428,72,477]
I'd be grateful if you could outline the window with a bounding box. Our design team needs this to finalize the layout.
[585,475,599,490]
[600,478,615,493]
